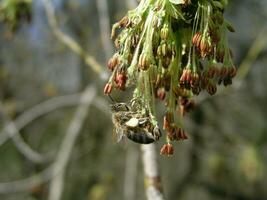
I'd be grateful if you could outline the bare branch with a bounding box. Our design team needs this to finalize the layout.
[0,165,53,194]
[0,93,110,194]
[48,86,96,200]
[0,94,110,147]
[0,94,81,146]
[142,144,165,200]
[124,145,139,200]
[42,0,108,80]
[237,28,267,80]
[0,103,49,164]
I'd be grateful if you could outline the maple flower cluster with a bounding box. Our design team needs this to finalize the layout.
[0,0,32,31]
[104,0,236,155]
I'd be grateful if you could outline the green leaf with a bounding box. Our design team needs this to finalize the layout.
[169,0,184,5]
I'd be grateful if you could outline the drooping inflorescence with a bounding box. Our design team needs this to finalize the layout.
[0,0,32,31]
[104,0,236,156]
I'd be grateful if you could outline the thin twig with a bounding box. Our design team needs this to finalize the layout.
[42,0,108,80]
[48,86,96,200]
[0,95,109,194]
[0,166,53,194]
[0,94,81,146]
[0,103,49,164]
[237,28,267,80]
[0,94,110,147]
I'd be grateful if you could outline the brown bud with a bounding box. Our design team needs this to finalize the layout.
[219,66,229,78]
[138,53,151,71]
[114,73,127,90]
[160,144,174,156]
[176,128,188,140]
[190,72,200,88]
[223,77,232,86]
[107,55,119,71]
[104,83,112,95]
[180,68,192,88]
[161,43,167,57]
[192,32,201,46]
[173,87,191,98]
[228,66,237,78]
[114,39,120,50]
[206,83,217,95]
[179,97,195,116]
[119,16,132,28]
[199,37,211,58]
[131,34,140,48]
[156,88,166,101]
[206,66,217,79]
[163,112,174,130]
[160,24,169,40]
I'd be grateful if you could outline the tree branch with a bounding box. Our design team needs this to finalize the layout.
[47,86,96,200]
[42,0,108,80]
[0,93,111,194]
[142,144,165,200]
[124,145,139,200]
[237,28,267,80]
[0,94,81,146]
[0,103,49,164]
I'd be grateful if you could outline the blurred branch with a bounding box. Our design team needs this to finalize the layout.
[0,166,53,194]
[0,94,80,146]
[42,0,108,80]
[0,93,109,146]
[237,28,267,80]
[142,144,165,200]
[0,91,110,194]
[197,27,267,104]
[0,103,49,164]
[48,86,96,200]
[96,0,113,59]
[124,145,139,200]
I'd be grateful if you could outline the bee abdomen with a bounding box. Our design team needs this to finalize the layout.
[126,131,155,144]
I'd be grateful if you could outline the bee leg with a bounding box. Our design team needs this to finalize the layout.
[153,125,162,140]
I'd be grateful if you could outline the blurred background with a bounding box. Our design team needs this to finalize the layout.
[0,0,267,200]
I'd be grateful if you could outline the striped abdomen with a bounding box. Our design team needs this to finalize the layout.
[126,130,155,144]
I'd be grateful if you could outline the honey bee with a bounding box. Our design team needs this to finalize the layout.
[110,102,162,144]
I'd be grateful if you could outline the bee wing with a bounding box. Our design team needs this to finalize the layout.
[116,129,125,143]
[112,128,126,143]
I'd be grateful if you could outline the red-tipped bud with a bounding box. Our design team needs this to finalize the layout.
[156,88,166,101]
[160,143,174,156]
[104,83,112,95]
